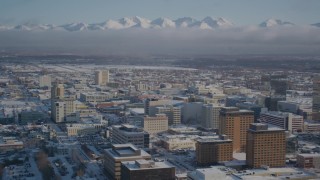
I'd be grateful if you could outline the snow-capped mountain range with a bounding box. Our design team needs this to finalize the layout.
[0,17,319,31]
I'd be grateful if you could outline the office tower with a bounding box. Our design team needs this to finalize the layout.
[51,83,65,122]
[104,144,151,180]
[143,114,168,135]
[144,99,171,115]
[261,74,289,96]
[155,106,181,126]
[112,124,150,148]
[64,96,76,116]
[236,102,262,122]
[181,102,203,124]
[313,76,320,120]
[246,123,286,168]
[39,75,52,88]
[270,79,288,96]
[264,96,286,111]
[95,70,109,86]
[219,107,254,152]
[201,104,221,129]
[52,101,65,123]
[51,83,64,100]
[196,135,233,166]
[121,160,175,180]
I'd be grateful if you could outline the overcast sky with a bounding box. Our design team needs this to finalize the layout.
[0,0,319,25]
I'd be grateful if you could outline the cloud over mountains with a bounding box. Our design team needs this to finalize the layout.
[0,17,319,56]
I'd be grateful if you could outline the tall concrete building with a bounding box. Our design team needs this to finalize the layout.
[313,76,320,120]
[196,135,233,166]
[219,107,254,152]
[51,101,65,123]
[64,96,76,116]
[181,102,203,124]
[39,75,52,88]
[95,70,109,86]
[155,106,181,126]
[201,104,221,129]
[246,123,286,168]
[51,83,64,100]
[51,83,65,123]
[144,99,171,115]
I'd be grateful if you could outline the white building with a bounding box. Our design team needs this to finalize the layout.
[161,134,196,150]
[52,101,65,123]
[259,111,303,133]
[143,114,168,135]
[39,75,52,88]
[112,124,149,148]
[80,92,112,103]
[95,70,109,86]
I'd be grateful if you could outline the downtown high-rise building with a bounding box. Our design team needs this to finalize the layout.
[219,107,254,152]
[201,104,221,129]
[51,83,64,100]
[196,135,233,166]
[51,83,76,123]
[246,123,286,168]
[95,70,109,86]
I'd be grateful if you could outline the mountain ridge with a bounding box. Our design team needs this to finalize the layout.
[0,17,318,31]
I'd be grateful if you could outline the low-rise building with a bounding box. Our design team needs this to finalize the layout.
[112,124,150,148]
[103,144,151,180]
[161,134,196,151]
[297,154,320,169]
[304,120,320,132]
[0,137,24,152]
[143,114,168,135]
[121,159,175,180]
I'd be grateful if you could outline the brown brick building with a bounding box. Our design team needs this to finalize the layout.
[196,135,233,166]
[246,123,286,168]
[103,144,151,180]
[219,107,254,152]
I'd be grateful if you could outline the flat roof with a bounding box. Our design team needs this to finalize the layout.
[122,160,174,170]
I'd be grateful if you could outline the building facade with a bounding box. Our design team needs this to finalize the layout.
[155,106,181,126]
[112,124,150,148]
[297,154,320,169]
[246,123,286,168]
[196,135,233,166]
[95,70,109,86]
[201,104,221,129]
[219,107,254,152]
[143,114,168,135]
[103,144,151,180]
